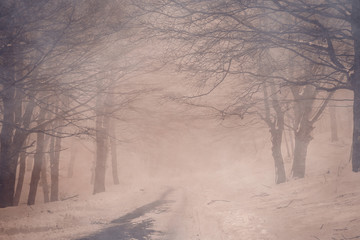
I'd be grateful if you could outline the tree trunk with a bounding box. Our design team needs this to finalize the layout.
[93,89,108,194]
[13,151,27,206]
[106,112,120,185]
[40,155,50,203]
[292,122,313,178]
[91,155,96,185]
[27,157,33,172]
[0,85,16,208]
[288,127,295,157]
[49,105,62,202]
[93,126,108,194]
[103,93,120,185]
[351,0,360,172]
[271,129,287,184]
[283,130,291,158]
[50,134,62,202]
[110,135,120,185]
[262,81,287,184]
[27,110,46,205]
[329,104,339,142]
[0,28,29,208]
[290,85,315,179]
[352,90,360,171]
[1,95,35,207]
[110,129,120,185]
[41,134,52,203]
[12,86,25,206]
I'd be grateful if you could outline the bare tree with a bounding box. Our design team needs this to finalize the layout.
[0,0,128,207]
[135,0,359,178]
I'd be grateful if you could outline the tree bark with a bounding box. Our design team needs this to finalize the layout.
[283,130,291,158]
[271,129,287,183]
[352,90,360,171]
[291,122,313,178]
[103,93,120,185]
[109,120,120,185]
[351,0,360,172]
[13,151,27,206]
[0,85,16,208]
[2,97,35,207]
[40,155,50,203]
[93,126,107,194]
[290,85,332,178]
[27,157,33,172]
[13,90,27,206]
[263,82,287,184]
[91,154,96,185]
[290,85,316,179]
[50,134,62,202]
[49,104,62,202]
[93,91,108,194]
[27,109,46,205]
[288,124,295,157]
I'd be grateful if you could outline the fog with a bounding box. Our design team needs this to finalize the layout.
[1,1,360,239]
[3,68,356,239]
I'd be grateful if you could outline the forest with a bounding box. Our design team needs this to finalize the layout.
[0,1,359,239]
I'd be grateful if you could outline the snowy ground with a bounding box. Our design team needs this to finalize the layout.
[1,136,360,240]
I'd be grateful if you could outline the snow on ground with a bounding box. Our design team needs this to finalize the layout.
[201,169,360,240]
[0,179,172,240]
[1,134,360,240]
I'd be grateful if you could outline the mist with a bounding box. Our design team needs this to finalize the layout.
[0,1,359,240]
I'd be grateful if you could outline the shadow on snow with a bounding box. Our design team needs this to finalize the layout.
[76,189,173,240]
